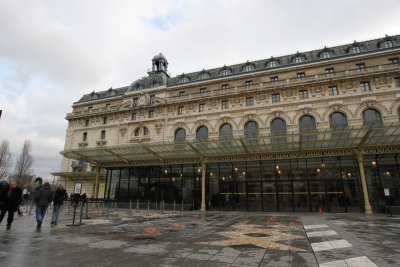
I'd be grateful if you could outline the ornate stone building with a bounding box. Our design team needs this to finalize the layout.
[54,35,400,213]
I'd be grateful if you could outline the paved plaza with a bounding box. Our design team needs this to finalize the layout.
[0,208,399,266]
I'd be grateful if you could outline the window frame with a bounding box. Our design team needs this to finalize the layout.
[246,97,254,107]
[360,81,371,92]
[177,106,184,115]
[299,89,308,100]
[272,93,280,103]
[100,130,106,140]
[328,86,339,96]
[222,100,229,109]
[199,103,205,112]
[131,112,137,121]
[148,110,155,118]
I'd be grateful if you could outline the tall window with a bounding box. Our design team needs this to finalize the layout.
[222,100,229,109]
[148,110,154,118]
[382,40,393,48]
[200,88,206,96]
[246,97,254,106]
[294,56,303,63]
[329,112,348,128]
[143,127,150,136]
[398,107,400,121]
[271,118,287,145]
[177,106,183,115]
[356,63,365,71]
[100,130,106,140]
[199,73,210,80]
[299,115,316,131]
[352,46,361,53]
[221,84,229,92]
[245,80,253,88]
[133,98,138,107]
[271,118,287,134]
[321,51,330,59]
[299,90,308,99]
[244,121,259,136]
[219,123,233,137]
[179,91,185,98]
[199,103,205,112]
[362,109,382,125]
[196,126,208,140]
[134,128,140,137]
[297,72,305,79]
[360,81,371,92]
[150,95,155,105]
[103,117,108,125]
[82,132,87,141]
[389,58,399,65]
[131,112,137,121]
[174,128,186,142]
[395,77,400,87]
[243,65,253,72]
[179,76,189,83]
[85,119,90,127]
[272,93,280,103]
[270,76,278,82]
[328,86,339,96]
[325,68,334,76]
[269,61,277,67]
[220,69,231,76]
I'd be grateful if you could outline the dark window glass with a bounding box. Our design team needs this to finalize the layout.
[329,112,348,128]
[174,128,186,141]
[148,110,154,118]
[270,76,278,82]
[101,130,106,140]
[360,82,371,92]
[362,109,382,125]
[199,103,205,112]
[133,98,138,107]
[395,77,400,87]
[389,58,399,65]
[271,118,287,134]
[245,80,253,88]
[356,63,365,71]
[297,72,305,79]
[83,132,87,141]
[272,93,280,103]
[219,123,232,137]
[244,121,259,136]
[200,88,206,96]
[143,127,149,136]
[178,106,183,115]
[246,97,254,106]
[134,128,140,137]
[103,117,108,125]
[131,113,136,120]
[328,86,339,96]
[222,100,229,109]
[150,95,155,105]
[299,90,308,99]
[85,120,90,127]
[196,126,208,139]
[299,115,316,131]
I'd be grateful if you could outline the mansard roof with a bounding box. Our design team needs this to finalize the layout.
[75,34,399,104]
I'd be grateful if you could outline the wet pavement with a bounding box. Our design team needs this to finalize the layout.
[0,208,399,266]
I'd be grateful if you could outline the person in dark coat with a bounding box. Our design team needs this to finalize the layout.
[0,180,23,229]
[34,182,54,228]
[51,184,68,226]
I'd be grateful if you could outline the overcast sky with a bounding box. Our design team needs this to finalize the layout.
[0,0,399,180]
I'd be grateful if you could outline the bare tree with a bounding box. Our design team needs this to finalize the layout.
[14,140,34,187]
[0,140,12,180]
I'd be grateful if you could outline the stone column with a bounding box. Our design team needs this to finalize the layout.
[201,160,206,212]
[356,152,373,214]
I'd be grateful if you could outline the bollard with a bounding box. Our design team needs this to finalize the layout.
[147,200,150,211]
[72,204,78,225]
[174,200,176,211]
[156,201,158,210]
[192,200,194,212]
[182,200,184,212]
[84,200,89,219]
[130,200,132,213]
[136,199,139,212]
[107,201,110,219]
[162,200,165,211]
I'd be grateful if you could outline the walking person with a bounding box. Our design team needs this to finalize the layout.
[0,180,23,230]
[51,184,68,226]
[34,182,54,228]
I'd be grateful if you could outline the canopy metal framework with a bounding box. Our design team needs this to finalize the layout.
[60,122,400,167]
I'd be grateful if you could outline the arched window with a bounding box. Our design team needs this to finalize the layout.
[271,118,287,134]
[143,127,150,136]
[299,115,316,131]
[219,123,232,137]
[329,112,348,128]
[174,128,186,142]
[134,128,140,137]
[362,108,382,125]
[196,126,208,140]
[244,121,259,136]
[398,107,400,121]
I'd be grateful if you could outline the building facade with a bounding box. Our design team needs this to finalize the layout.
[55,35,400,213]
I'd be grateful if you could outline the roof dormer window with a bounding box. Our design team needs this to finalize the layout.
[199,72,210,80]
[220,68,231,76]
[179,74,189,83]
[321,51,330,59]
[243,64,254,72]
[352,46,361,53]
[382,40,393,48]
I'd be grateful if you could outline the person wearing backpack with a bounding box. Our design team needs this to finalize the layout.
[34,182,54,228]
[51,184,68,226]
